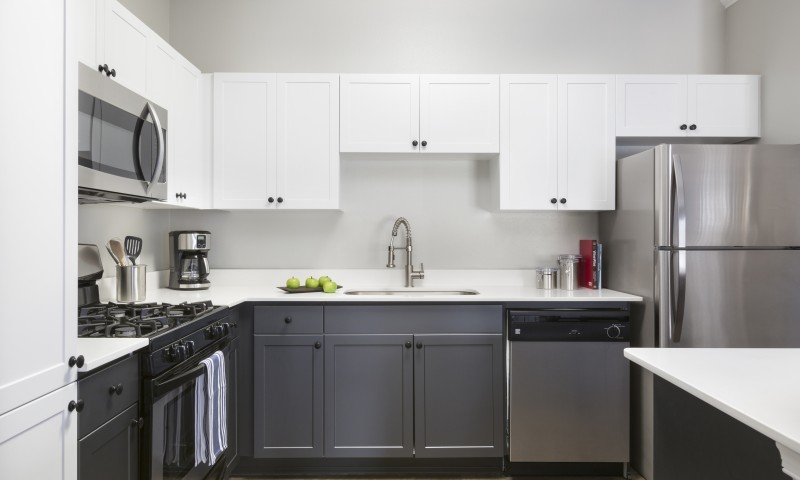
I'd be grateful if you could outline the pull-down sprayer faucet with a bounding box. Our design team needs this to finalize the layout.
[386,217,424,287]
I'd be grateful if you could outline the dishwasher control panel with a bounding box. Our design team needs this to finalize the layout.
[508,309,630,342]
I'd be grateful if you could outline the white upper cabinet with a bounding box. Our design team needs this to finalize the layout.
[498,75,615,211]
[76,0,99,68]
[213,73,339,210]
[145,38,178,111]
[499,75,558,210]
[557,75,616,211]
[616,74,760,138]
[276,74,340,209]
[100,0,149,94]
[340,74,499,154]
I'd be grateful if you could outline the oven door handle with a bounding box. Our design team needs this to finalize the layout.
[153,363,206,398]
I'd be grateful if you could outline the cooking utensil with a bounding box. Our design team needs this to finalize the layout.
[106,243,122,266]
[108,238,129,267]
[124,236,142,265]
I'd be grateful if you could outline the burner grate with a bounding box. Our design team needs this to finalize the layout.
[77,301,215,338]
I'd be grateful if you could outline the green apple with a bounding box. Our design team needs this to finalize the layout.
[319,275,332,285]
[322,281,337,293]
[305,277,320,288]
[286,276,301,289]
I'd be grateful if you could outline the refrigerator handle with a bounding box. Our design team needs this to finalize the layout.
[671,249,686,343]
[672,154,687,248]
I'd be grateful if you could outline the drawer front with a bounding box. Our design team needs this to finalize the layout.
[78,354,139,437]
[254,306,323,334]
[324,305,503,334]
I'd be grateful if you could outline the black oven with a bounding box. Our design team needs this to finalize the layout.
[78,62,168,203]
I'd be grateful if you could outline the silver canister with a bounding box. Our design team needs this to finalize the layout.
[534,267,559,289]
[557,254,583,290]
[116,265,146,302]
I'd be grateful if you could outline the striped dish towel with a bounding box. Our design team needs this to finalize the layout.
[194,350,228,466]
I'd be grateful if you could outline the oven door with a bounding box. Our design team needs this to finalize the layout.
[145,341,231,480]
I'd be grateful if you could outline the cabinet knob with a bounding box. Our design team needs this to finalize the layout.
[130,417,144,429]
[421,140,428,147]
[560,198,567,204]
[109,383,123,395]
[277,197,284,204]
[68,399,84,413]
[284,316,292,324]
[689,124,697,131]
[405,340,412,349]
[416,342,423,349]
[98,64,108,75]
[68,355,85,368]
[550,198,557,204]
[412,140,418,147]
[680,124,688,131]
[107,67,116,78]
[314,341,322,349]
[268,197,275,204]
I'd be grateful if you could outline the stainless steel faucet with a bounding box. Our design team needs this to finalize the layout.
[386,217,424,287]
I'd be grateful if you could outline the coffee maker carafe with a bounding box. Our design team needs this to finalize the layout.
[169,231,211,290]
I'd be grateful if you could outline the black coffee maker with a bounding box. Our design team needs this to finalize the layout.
[168,231,211,290]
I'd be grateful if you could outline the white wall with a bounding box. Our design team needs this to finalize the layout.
[726,0,800,143]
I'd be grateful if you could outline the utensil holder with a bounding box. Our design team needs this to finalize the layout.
[116,265,146,302]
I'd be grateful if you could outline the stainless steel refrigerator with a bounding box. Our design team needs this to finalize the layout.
[599,143,800,478]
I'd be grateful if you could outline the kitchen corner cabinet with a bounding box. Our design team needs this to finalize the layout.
[0,383,78,480]
[213,73,340,209]
[498,75,615,211]
[253,307,324,458]
[616,74,760,138]
[340,74,499,154]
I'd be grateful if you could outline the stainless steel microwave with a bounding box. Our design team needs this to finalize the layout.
[78,63,168,203]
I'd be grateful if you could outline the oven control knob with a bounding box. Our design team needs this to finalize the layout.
[185,341,195,356]
[605,324,622,339]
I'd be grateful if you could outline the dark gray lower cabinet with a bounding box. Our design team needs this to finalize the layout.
[225,336,240,472]
[414,334,503,458]
[78,403,139,480]
[253,334,323,457]
[324,334,414,458]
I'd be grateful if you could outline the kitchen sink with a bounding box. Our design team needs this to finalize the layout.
[343,289,479,296]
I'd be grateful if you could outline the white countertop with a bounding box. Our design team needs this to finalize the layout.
[97,268,643,306]
[625,348,800,467]
[76,338,148,372]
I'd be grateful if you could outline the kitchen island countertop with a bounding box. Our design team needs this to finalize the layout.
[625,347,800,480]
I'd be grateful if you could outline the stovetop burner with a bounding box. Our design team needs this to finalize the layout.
[77,301,219,339]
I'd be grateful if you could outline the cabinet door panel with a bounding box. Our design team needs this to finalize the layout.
[324,334,413,457]
[276,74,339,209]
[103,0,148,94]
[77,0,99,68]
[78,404,138,480]
[167,59,205,208]
[420,75,499,153]
[414,334,503,458]
[0,383,77,480]
[558,75,615,211]
[340,75,419,153]
[254,335,323,457]
[499,75,558,210]
[616,75,687,137]
[688,75,760,137]
[213,73,277,209]
[145,39,176,111]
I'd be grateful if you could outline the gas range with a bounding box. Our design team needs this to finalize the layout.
[77,300,233,376]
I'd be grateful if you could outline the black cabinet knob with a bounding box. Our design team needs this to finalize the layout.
[109,384,123,395]
[412,140,418,147]
[560,198,567,204]
[689,124,697,131]
[284,316,292,324]
[268,197,275,203]
[680,124,688,131]
[550,198,557,204]
[98,64,108,75]
[277,197,284,203]
[405,341,412,349]
[421,140,428,147]
[314,341,322,349]
[68,399,84,413]
[416,342,423,349]
[175,193,181,199]
[107,67,116,77]
[68,355,85,368]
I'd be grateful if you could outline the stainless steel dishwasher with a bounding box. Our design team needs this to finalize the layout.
[508,307,630,466]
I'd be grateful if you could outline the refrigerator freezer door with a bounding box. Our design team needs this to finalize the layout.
[658,249,800,347]
[666,144,800,247]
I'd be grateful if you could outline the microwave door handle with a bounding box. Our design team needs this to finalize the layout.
[144,102,165,195]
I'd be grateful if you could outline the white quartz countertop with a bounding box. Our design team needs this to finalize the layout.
[76,338,148,372]
[625,348,800,458]
[97,269,643,306]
